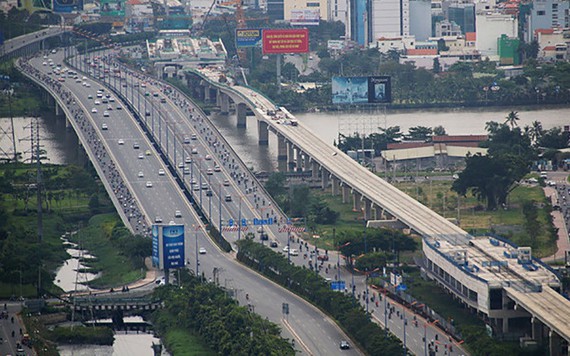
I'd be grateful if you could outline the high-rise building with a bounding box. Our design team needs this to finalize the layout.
[448,2,475,33]
[370,0,410,39]
[410,0,431,41]
[350,0,369,45]
[524,0,570,42]
[267,0,285,20]
[476,12,517,59]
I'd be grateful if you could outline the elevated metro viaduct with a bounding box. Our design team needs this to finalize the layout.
[187,67,570,355]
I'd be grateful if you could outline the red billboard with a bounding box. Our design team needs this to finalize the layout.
[262,29,309,54]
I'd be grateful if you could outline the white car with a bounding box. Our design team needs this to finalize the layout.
[223,179,230,186]
[138,171,144,178]
[138,153,144,159]
[91,108,98,113]
[205,155,212,160]
[214,165,221,172]
[185,157,192,164]
[191,148,198,154]
[175,210,182,218]
[101,123,108,130]
[290,249,299,256]
[155,216,162,223]
[103,111,109,117]
[207,168,213,175]
[282,246,290,252]
[94,100,101,105]
[158,169,165,176]
[199,247,207,254]
[146,181,153,188]
[118,139,125,145]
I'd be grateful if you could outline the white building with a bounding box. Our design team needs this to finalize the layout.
[475,12,517,59]
[370,0,410,38]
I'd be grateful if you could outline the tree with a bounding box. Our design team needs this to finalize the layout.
[433,58,441,74]
[433,125,447,136]
[504,111,520,128]
[264,172,287,198]
[407,126,433,141]
[527,120,543,145]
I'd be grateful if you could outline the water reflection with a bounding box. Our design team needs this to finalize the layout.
[58,331,169,356]
[53,237,99,292]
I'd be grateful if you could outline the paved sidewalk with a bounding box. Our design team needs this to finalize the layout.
[543,186,570,262]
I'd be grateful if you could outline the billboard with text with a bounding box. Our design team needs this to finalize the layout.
[53,0,83,13]
[236,28,262,48]
[152,224,185,270]
[100,0,125,17]
[290,9,320,26]
[332,76,391,104]
[262,29,309,54]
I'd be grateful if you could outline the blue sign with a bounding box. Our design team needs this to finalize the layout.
[235,28,262,48]
[0,75,10,81]
[152,225,160,268]
[331,281,346,291]
[162,224,185,269]
[53,0,84,13]
[253,217,274,226]
[396,284,407,292]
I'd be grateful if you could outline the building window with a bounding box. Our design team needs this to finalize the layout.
[537,10,546,15]
[306,2,320,6]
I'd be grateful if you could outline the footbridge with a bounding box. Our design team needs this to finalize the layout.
[189,67,570,354]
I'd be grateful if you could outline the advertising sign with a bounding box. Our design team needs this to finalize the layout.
[53,0,83,13]
[327,40,344,50]
[162,224,185,269]
[290,9,320,26]
[100,0,125,17]
[332,76,391,104]
[152,225,160,268]
[262,29,309,54]
[236,28,262,48]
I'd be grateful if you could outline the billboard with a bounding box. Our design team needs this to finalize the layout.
[290,9,320,26]
[327,40,344,50]
[100,0,125,17]
[236,28,262,48]
[332,76,391,104]
[53,0,83,13]
[262,29,309,54]
[152,224,185,270]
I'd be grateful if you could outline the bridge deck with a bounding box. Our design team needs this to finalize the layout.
[506,286,570,341]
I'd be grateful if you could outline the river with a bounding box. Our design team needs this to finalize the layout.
[3,105,569,173]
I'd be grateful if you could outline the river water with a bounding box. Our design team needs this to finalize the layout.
[4,105,569,173]
[53,235,100,293]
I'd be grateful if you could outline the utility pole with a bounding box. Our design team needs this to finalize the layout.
[21,117,44,242]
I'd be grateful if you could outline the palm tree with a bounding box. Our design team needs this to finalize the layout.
[529,120,543,145]
[505,111,520,128]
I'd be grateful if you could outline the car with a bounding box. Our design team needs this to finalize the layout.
[138,153,144,159]
[527,178,538,184]
[175,210,182,218]
[145,150,151,156]
[201,183,209,190]
[101,123,108,130]
[183,137,190,144]
[340,341,350,350]
[184,167,190,175]
[191,134,197,140]
[178,162,184,168]
[118,139,125,145]
[289,249,299,256]
[193,184,200,191]
[145,110,151,116]
[116,105,122,110]
[94,100,101,105]
[205,154,212,160]
[223,179,230,186]
[85,83,91,87]
[146,181,153,188]
[282,246,290,252]
[138,171,144,178]
[214,165,221,172]
[191,148,198,154]
[260,232,268,241]
[103,111,109,117]
[225,195,232,202]
[185,157,192,164]
[207,168,213,175]
[317,254,329,261]
[155,216,162,223]
[547,180,557,186]
[88,94,93,99]
[199,247,207,254]
[91,108,98,113]
[109,97,115,102]
[191,178,197,185]
[133,143,140,149]
[102,98,108,104]
[158,169,165,175]
[107,105,113,111]
[206,189,213,197]
[270,241,278,248]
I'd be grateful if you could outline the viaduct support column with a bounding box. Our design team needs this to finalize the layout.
[549,330,562,356]
[295,149,303,171]
[204,85,211,102]
[258,120,268,145]
[321,169,329,190]
[219,92,230,114]
[342,185,350,204]
[374,205,383,220]
[237,103,247,128]
[353,191,362,212]
[287,142,295,172]
[55,103,63,116]
[531,318,543,343]
[331,177,340,195]
[277,135,287,161]
[363,197,372,221]
[311,160,319,180]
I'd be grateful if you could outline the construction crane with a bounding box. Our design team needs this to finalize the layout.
[217,0,246,29]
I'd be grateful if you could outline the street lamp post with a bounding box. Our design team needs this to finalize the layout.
[238,196,242,240]
[195,225,200,278]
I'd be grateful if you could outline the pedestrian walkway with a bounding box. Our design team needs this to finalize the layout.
[543,185,570,262]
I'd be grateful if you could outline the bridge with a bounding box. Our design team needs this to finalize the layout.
[0,26,68,60]
[189,67,570,355]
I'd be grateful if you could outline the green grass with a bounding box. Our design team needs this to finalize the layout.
[68,213,145,289]
[163,328,216,356]
[0,282,38,299]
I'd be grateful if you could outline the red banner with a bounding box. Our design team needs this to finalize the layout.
[262,29,309,54]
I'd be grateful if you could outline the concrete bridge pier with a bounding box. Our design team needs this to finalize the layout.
[373,204,383,220]
[363,197,372,221]
[218,91,230,114]
[331,177,340,195]
[287,142,295,172]
[353,191,362,212]
[237,103,247,128]
[258,120,268,145]
[204,85,211,102]
[341,185,350,204]
[55,102,64,116]
[549,330,562,356]
[531,317,543,343]
[311,160,319,180]
[295,149,303,171]
[277,135,287,161]
[321,169,329,190]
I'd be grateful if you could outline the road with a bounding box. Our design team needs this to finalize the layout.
[0,302,30,356]
[24,50,360,356]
